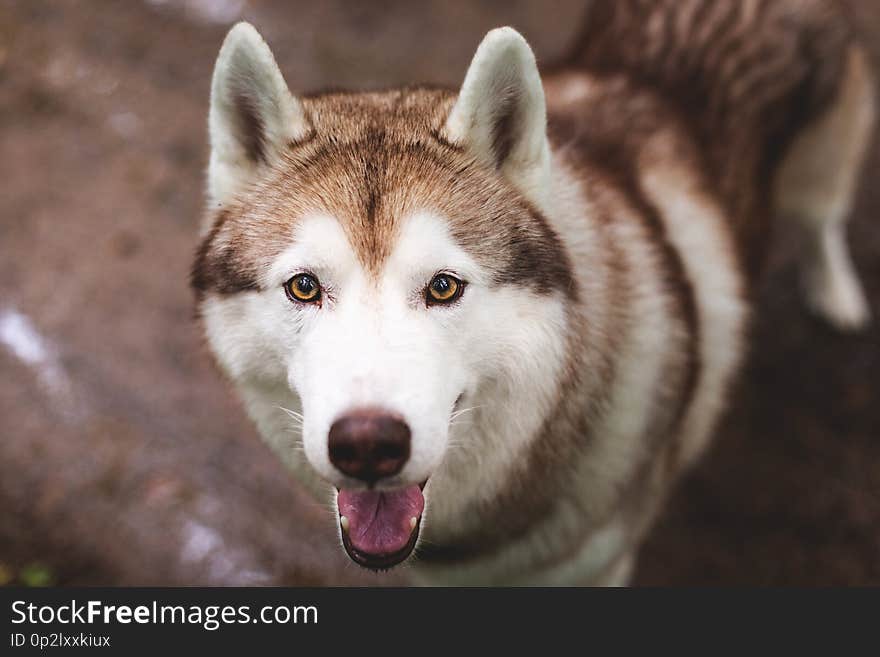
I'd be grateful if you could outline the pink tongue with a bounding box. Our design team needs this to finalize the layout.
[337,485,425,556]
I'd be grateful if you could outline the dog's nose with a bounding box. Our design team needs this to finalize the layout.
[328,410,411,484]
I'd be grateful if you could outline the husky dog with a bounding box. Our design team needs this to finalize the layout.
[192,1,874,584]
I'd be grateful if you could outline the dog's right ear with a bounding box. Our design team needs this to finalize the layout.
[207,23,309,216]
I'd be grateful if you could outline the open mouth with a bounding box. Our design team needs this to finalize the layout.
[337,483,425,570]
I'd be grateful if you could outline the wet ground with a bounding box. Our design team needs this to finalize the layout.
[0,0,878,585]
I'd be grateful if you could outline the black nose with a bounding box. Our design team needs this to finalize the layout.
[328,410,411,484]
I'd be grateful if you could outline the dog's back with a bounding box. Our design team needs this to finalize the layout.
[553,0,874,320]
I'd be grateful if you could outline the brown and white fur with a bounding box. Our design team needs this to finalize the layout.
[192,1,874,585]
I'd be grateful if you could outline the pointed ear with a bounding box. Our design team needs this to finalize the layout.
[444,28,550,207]
[207,23,309,212]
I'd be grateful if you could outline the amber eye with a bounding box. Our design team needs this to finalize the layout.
[426,273,464,306]
[285,273,321,304]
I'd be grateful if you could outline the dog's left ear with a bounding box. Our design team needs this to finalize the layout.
[207,22,310,218]
[444,27,550,208]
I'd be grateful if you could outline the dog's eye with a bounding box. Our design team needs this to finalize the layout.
[285,273,321,304]
[426,274,464,306]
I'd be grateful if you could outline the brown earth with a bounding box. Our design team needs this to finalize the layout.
[0,0,877,586]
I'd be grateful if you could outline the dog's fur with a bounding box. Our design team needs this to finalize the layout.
[192,0,874,585]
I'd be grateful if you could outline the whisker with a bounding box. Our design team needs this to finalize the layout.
[450,405,482,422]
[276,405,304,421]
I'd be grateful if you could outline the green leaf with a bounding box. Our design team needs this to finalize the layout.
[20,563,54,587]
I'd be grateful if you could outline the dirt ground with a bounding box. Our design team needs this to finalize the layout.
[0,0,877,586]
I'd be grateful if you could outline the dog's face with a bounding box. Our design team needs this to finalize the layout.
[194,24,572,569]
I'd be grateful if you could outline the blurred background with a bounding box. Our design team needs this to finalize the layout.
[0,0,877,586]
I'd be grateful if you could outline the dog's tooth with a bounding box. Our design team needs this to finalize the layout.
[340,515,350,532]
[410,516,418,529]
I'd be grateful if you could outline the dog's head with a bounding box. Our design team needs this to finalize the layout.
[193,23,573,569]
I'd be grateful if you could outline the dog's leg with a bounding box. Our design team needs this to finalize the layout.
[774,45,875,331]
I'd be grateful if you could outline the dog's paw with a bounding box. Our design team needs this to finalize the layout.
[803,263,871,332]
